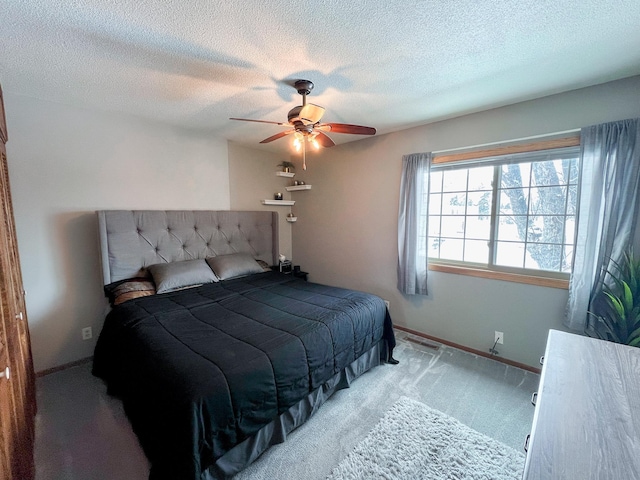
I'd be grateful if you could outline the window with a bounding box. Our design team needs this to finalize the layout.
[426,143,580,278]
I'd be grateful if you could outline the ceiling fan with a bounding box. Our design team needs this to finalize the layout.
[230,80,376,169]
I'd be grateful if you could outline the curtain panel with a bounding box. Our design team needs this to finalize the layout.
[397,152,431,295]
[565,118,640,331]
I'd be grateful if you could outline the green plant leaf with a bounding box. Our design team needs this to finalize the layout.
[590,311,622,343]
[591,249,640,348]
[605,292,625,317]
[629,306,640,330]
[621,281,634,318]
[604,292,628,336]
[628,335,640,347]
[626,251,640,294]
[626,325,640,345]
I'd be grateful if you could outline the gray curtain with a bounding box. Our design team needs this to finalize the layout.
[397,152,431,295]
[565,118,640,331]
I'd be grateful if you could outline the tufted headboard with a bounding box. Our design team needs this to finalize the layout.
[97,210,279,285]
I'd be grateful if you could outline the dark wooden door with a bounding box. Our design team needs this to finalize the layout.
[0,83,36,480]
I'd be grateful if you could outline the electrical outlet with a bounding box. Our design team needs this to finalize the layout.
[82,327,92,340]
[495,331,504,345]
[384,300,390,310]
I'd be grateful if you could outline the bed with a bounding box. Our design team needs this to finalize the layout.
[92,210,396,480]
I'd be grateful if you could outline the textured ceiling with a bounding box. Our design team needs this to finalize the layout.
[2,0,640,152]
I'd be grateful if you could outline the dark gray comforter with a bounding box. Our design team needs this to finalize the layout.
[93,271,394,479]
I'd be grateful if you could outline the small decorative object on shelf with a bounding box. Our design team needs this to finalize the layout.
[274,192,283,200]
[277,161,295,173]
[286,212,297,223]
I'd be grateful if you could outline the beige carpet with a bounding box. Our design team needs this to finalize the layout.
[326,397,525,480]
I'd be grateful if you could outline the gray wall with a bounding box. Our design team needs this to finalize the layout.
[5,94,230,372]
[6,76,640,372]
[227,141,293,259]
[291,76,640,368]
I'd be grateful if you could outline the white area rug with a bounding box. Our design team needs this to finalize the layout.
[326,397,525,480]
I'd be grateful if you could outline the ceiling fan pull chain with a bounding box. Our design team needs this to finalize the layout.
[303,143,307,170]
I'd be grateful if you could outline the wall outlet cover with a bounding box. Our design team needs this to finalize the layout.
[82,327,93,340]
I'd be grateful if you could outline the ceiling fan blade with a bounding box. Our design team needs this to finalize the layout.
[260,130,294,144]
[314,132,335,148]
[230,117,289,127]
[299,104,325,124]
[321,123,376,135]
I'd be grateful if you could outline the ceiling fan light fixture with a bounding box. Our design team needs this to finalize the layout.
[299,104,325,124]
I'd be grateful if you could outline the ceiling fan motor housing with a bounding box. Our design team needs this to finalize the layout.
[287,106,305,124]
[294,79,314,96]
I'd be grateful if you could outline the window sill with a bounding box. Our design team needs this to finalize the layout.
[428,263,569,289]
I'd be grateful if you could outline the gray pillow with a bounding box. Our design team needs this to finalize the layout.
[206,253,265,280]
[148,259,218,294]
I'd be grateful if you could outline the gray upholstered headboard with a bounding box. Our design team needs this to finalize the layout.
[97,210,279,285]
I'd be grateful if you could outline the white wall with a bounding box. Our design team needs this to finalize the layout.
[292,76,640,368]
[227,142,293,259]
[5,94,230,372]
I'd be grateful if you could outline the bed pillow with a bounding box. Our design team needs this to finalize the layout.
[206,253,265,280]
[104,278,156,305]
[113,280,156,305]
[255,259,273,272]
[148,259,218,294]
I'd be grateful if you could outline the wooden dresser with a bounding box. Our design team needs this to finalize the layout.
[523,329,640,480]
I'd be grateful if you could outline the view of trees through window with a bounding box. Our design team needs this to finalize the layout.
[426,150,580,275]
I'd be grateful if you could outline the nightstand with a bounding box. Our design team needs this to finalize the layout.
[293,270,309,281]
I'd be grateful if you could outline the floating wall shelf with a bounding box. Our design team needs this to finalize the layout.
[261,200,295,206]
[275,171,295,178]
[285,185,312,192]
